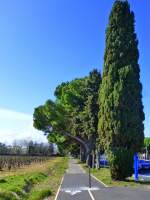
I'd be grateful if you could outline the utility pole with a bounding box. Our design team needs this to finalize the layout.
[88,154,92,188]
[89,166,91,188]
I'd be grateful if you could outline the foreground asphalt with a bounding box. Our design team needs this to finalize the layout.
[56,159,150,200]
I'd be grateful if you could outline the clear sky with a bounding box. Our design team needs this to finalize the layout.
[0,0,149,143]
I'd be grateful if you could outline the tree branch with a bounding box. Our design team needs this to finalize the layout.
[64,132,89,154]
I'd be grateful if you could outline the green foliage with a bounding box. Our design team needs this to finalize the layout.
[55,78,86,113]
[33,105,48,132]
[107,148,133,180]
[48,133,69,155]
[80,69,101,151]
[67,143,80,157]
[98,0,144,180]
[33,69,101,156]
[144,137,150,151]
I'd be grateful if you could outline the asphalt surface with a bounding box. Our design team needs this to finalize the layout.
[56,159,150,200]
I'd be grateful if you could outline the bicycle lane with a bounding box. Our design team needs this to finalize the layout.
[55,159,105,200]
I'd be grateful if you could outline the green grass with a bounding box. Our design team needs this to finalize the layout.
[0,172,49,199]
[0,157,68,200]
[27,157,68,200]
[0,190,20,200]
[28,189,51,200]
[82,164,150,187]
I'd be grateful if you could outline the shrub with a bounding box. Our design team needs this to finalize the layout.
[108,149,133,180]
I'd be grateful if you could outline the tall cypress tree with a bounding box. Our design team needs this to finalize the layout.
[98,0,145,180]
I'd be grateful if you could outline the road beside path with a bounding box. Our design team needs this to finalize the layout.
[56,159,150,200]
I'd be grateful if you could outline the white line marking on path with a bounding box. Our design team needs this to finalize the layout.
[61,186,99,196]
[54,176,64,200]
[88,189,95,200]
[79,164,109,188]
[65,189,82,195]
[91,174,109,187]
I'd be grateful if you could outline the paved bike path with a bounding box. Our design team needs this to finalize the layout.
[56,159,105,200]
[56,159,150,200]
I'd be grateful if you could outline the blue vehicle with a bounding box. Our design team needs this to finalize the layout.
[138,159,150,170]
[99,154,109,167]
[99,155,150,170]
[100,159,109,167]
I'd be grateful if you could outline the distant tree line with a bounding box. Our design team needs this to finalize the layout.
[0,140,53,156]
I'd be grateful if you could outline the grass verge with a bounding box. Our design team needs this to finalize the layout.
[81,163,150,187]
[0,157,68,200]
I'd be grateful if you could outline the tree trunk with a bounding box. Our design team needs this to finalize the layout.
[96,150,100,169]
[80,145,82,162]
[80,146,86,162]
[92,150,96,168]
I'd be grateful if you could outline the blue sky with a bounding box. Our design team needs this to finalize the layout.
[0,0,149,143]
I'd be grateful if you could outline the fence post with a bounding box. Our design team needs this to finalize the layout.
[134,153,139,181]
